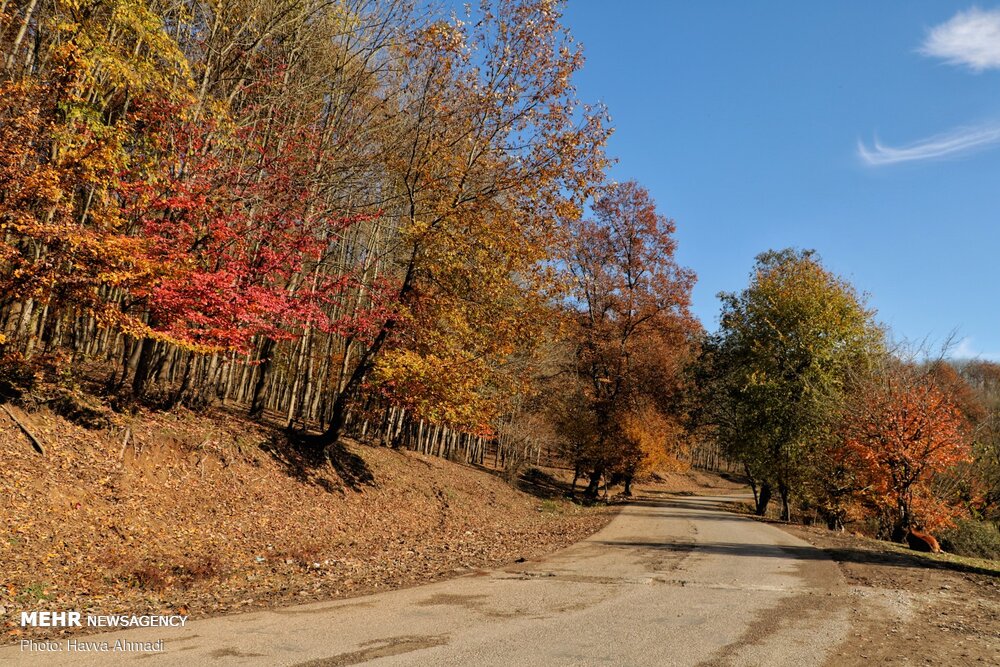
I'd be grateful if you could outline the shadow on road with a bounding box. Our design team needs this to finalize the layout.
[597,535,1000,579]
[619,493,754,518]
[609,490,1000,579]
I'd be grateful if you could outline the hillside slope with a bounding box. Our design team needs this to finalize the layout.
[1,406,610,643]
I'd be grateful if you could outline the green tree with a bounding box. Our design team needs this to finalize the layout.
[710,248,882,519]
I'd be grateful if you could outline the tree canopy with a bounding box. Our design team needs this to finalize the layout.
[709,248,883,518]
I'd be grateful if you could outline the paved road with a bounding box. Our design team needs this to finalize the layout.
[4,492,852,666]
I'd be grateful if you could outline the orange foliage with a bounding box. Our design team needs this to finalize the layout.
[840,369,973,535]
[0,80,154,337]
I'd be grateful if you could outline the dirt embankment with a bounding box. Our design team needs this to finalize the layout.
[1,406,611,643]
[782,524,1000,667]
[713,490,999,666]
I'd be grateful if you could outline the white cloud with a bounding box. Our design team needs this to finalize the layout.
[950,337,1000,361]
[857,121,1000,165]
[859,8,1000,166]
[921,7,1000,71]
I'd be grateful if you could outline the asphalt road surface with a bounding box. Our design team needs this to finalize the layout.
[4,492,853,666]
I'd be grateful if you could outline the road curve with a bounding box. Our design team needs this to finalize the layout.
[4,491,852,666]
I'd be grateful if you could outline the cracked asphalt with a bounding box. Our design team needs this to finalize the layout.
[2,492,855,666]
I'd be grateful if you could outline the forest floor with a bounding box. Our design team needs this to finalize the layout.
[0,403,613,645]
[720,498,1000,665]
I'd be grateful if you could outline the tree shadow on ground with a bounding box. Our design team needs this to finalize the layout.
[516,466,617,506]
[712,470,752,486]
[517,467,576,500]
[596,537,999,579]
[259,431,375,493]
[464,464,605,505]
[614,491,1000,578]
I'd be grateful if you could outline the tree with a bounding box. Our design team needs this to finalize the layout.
[318,0,610,447]
[0,0,195,359]
[710,248,882,519]
[560,180,698,497]
[955,361,1000,520]
[1,0,615,467]
[838,359,973,539]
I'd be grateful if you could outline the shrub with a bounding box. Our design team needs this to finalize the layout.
[939,519,1000,560]
[49,388,117,429]
[124,558,221,591]
[0,353,36,400]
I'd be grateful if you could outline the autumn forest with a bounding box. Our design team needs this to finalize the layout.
[2,0,1000,557]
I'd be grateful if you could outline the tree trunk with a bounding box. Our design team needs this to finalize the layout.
[583,466,603,499]
[320,327,391,447]
[249,337,275,419]
[755,481,772,516]
[778,482,790,521]
[891,502,910,543]
[130,337,156,399]
[745,464,760,509]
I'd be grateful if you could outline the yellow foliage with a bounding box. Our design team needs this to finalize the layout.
[620,403,690,477]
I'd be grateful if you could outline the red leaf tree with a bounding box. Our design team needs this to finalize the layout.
[839,361,973,539]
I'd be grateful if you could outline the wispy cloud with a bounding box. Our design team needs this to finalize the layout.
[921,6,1000,71]
[950,337,1000,361]
[860,8,1000,166]
[858,121,1000,166]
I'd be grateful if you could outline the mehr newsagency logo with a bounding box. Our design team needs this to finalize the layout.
[18,611,188,653]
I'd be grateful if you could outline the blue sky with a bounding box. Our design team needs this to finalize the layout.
[561,1,1000,359]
